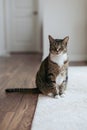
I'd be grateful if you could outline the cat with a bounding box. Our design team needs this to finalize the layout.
[5,35,69,98]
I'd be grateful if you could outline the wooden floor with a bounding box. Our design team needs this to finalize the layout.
[0,54,41,130]
[0,54,87,130]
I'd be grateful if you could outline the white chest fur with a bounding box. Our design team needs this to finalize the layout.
[50,53,67,85]
[56,72,66,85]
[50,53,67,67]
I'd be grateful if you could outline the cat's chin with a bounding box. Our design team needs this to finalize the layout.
[51,52,63,56]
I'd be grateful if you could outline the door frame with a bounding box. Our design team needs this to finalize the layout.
[5,0,41,54]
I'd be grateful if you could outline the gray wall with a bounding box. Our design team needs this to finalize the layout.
[0,0,6,56]
[43,0,87,61]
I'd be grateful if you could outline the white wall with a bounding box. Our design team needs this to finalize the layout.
[37,0,44,52]
[0,0,7,56]
[0,0,42,56]
[0,0,87,59]
[43,0,87,61]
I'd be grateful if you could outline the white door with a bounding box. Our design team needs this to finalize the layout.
[7,0,39,52]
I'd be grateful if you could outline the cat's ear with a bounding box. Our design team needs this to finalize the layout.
[48,35,55,44]
[63,36,69,46]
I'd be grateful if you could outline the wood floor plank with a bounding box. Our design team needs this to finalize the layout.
[0,59,25,112]
[16,95,38,130]
[7,56,40,130]
[0,54,86,130]
[7,94,38,130]
[0,112,15,130]
[0,54,41,130]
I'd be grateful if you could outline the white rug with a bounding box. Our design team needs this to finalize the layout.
[31,67,87,130]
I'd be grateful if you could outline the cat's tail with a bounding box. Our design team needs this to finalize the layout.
[5,88,41,94]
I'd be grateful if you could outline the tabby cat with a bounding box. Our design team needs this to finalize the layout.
[5,35,69,98]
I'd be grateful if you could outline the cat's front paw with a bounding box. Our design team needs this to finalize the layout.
[60,93,65,98]
[48,93,53,97]
[54,95,60,99]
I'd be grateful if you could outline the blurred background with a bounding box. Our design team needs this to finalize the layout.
[0,0,87,61]
[0,1,87,129]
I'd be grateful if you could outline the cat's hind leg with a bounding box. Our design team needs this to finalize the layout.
[40,83,59,98]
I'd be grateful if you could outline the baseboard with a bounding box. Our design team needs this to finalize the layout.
[0,50,10,57]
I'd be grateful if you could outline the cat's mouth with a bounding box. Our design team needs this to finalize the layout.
[56,51,61,54]
[51,51,63,55]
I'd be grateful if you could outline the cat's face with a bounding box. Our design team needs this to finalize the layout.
[49,35,69,55]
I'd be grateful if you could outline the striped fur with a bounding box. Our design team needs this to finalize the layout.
[5,35,69,98]
[36,35,69,97]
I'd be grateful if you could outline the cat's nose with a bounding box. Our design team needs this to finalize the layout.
[57,49,59,52]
